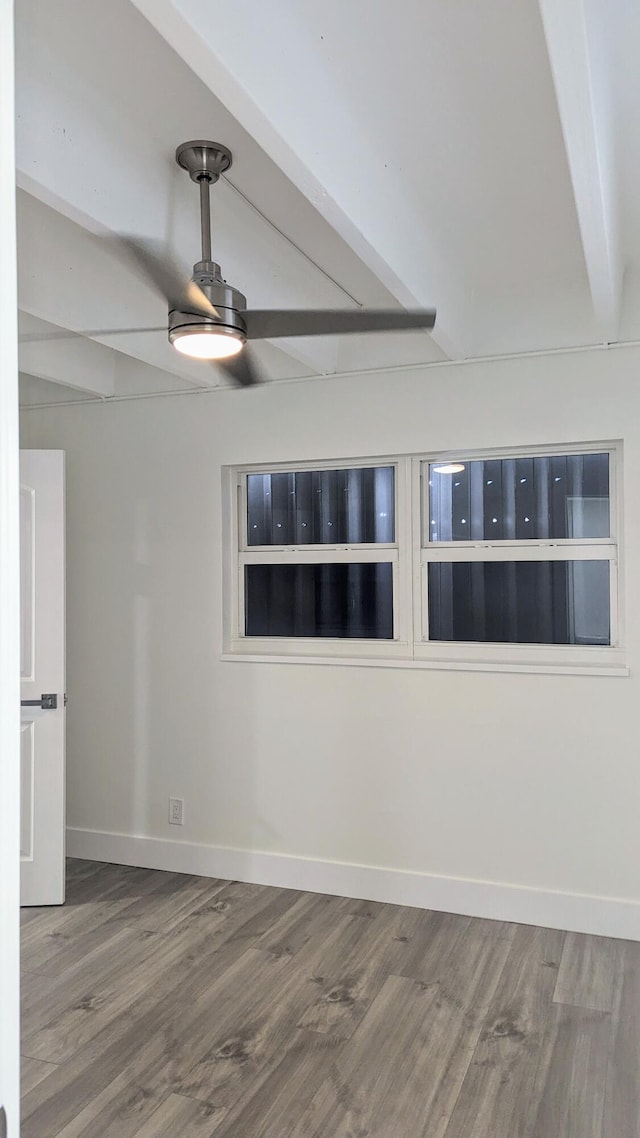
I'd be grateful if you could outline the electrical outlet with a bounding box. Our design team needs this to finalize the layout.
[168,797,184,825]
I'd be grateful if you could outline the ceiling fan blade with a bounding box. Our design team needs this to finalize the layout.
[19,326,166,343]
[214,345,262,388]
[243,308,436,340]
[102,235,219,319]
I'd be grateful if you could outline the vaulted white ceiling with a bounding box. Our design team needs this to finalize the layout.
[15,0,640,404]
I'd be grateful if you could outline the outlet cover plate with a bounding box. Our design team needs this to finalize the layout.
[168,797,184,825]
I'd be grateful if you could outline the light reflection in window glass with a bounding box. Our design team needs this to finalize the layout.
[428,453,609,542]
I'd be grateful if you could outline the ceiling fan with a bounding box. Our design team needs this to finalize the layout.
[24,142,437,387]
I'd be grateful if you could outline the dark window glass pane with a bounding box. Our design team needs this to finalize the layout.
[428,453,609,542]
[247,467,394,546]
[428,561,610,645]
[245,562,393,638]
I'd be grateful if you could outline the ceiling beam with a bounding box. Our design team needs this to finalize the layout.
[18,313,116,398]
[129,0,470,359]
[539,0,622,342]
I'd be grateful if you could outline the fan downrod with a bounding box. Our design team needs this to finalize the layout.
[175,141,232,183]
[176,141,232,266]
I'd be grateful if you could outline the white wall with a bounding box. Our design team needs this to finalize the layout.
[20,344,640,938]
[2,0,21,1132]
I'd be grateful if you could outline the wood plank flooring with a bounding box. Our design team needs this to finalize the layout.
[20,859,640,1137]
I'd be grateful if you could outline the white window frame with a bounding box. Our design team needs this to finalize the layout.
[412,441,624,672]
[224,456,413,659]
[222,441,627,675]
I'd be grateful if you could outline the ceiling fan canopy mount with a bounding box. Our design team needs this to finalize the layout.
[175,140,232,184]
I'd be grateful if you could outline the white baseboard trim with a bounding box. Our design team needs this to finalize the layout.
[67,827,640,942]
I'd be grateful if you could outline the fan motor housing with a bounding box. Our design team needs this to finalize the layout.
[168,307,246,338]
[167,262,247,355]
[191,261,247,313]
[168,260,248,340]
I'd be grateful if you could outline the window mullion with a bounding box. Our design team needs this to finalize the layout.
[411,457,424,650]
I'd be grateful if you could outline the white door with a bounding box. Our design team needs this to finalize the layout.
[20,450,66,906]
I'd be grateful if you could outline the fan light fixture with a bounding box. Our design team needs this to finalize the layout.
[432,463,466,475]
[170,326,244,360]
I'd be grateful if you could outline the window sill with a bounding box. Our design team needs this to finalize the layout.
[221,651,629,677]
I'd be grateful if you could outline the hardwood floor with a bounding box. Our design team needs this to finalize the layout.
[20,860,640,1137]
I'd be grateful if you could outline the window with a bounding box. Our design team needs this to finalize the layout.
[420,450,616,662]
[224,443,624,674]
[230,463,411,659]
